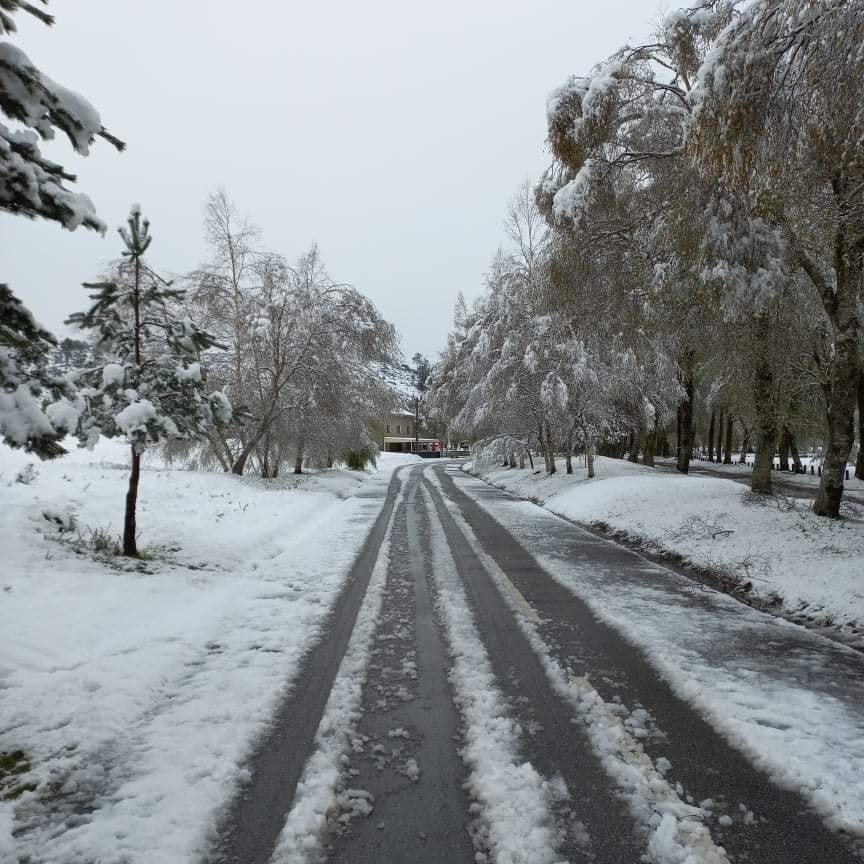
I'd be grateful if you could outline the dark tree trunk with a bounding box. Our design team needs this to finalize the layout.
[676,367,695,474]
[789,430,803,474]
[777,427,789,471]
[812,190,862,517]
[707,409,716,462]
[739,430,751,464]
[855,372,864,481]
[715,410,725,464]
[544,421,556,474]
[723,415,733,465]
[642,430,655,468]
[123,447,141,557]
[751,314,777,494]
[627,430,639,463]
[676,406,682,461]
[294,439,305,475]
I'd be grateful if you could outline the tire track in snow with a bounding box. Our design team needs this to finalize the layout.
[418,482,565,864]
[427,468,730,864]
[266,480,403,863]
[208,469,407,864]
[320,468,475,862]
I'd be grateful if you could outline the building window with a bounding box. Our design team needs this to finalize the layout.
[386,424,390,433]
[407,425,412,436]
[397,424,401,434]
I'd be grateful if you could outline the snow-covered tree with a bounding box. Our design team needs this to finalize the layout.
[64,207,231,557]
[0,284,73,457]
[0,0,123,457]
[690,0,864,516]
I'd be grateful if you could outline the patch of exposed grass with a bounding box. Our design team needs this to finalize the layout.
[0,749,37,801]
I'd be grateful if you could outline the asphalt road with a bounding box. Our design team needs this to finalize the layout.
[208,461,864,863]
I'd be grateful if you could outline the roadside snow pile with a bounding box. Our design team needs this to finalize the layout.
[0,439,417,863]
[470,456,864,636]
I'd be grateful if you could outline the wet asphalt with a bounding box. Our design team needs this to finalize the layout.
[206,461,864,864]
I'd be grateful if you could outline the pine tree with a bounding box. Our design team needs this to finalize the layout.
[66,207,231,557]
[0,0,123,456]
[0,284,72,457]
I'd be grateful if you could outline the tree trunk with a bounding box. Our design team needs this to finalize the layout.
[586,434,595,479]
[811,193,862,517]
[627,429,639,463]
[789,429,803,474]
[707,409,716,462]
[855,372,864,481]
[751,314,777,494]
[715,410,724,464]
[723,415,733,465]
[675,406,682,461]
[208,432,231,472]
[659,428,670,458]
[123,447,141,557]
[739,430,750,465]
[294,439,305,475]
[676,366,694,474]
[544,421,556,474]
[642,429,655,467]
[777,427,789,471]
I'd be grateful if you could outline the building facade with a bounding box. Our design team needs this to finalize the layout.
[382,411,440,454]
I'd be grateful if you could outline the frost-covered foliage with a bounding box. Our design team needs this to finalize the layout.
[0,2,123,230]
[188,192,398,476]
[0,1,123,461]
[0,284,73,457]
[427,181,681,477]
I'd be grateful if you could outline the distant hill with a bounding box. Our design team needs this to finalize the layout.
[372,361,421,414]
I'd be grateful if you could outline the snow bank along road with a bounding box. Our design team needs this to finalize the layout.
[208,461,863,864]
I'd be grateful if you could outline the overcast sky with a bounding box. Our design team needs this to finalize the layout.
[3,0,662,361]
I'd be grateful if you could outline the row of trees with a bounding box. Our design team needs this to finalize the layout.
[1,3,399,556]
[428,0,863,517]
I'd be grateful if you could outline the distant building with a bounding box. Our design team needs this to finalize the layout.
[382,410,440,454]
[375,361,441,455]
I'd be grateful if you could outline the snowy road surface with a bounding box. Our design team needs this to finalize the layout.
[207,461,863,864]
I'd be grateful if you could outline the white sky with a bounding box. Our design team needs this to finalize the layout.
[2,0,661,360]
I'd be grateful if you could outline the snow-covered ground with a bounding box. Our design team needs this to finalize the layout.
[467,455,864,640]
[0,439,417,862]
